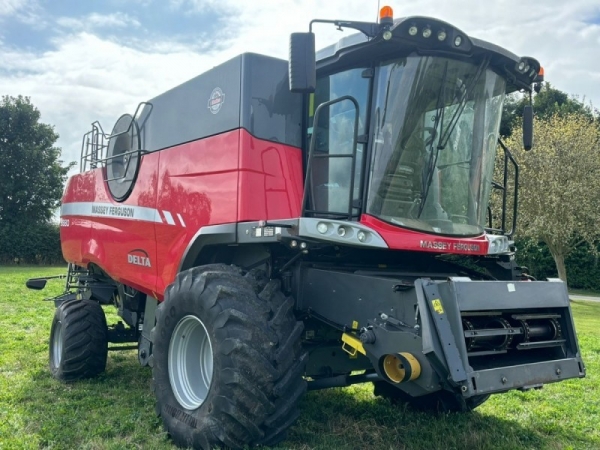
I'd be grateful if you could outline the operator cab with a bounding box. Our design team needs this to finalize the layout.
[295,11,541,244]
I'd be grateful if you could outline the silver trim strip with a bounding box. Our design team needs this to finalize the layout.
[298,218,388,248]
[61,201,164,223]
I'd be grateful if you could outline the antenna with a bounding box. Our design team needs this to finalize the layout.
[376,0,381,22]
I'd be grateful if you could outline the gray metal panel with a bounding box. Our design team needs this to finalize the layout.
[421,281,467,383]
[298,218,388,248]
[298,267,416,329]
[365,326,439,396]
[138,56,242,152]
[316,32,368,62]
[446,280,571,311]
[470,358,583,394]
[237,220,299,244]
[240,53,303,148]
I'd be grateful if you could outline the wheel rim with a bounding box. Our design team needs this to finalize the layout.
[168,315,214,410]
[52,320,63,367]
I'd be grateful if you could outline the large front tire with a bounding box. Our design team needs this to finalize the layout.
[152,264,307,449]
[49,299,108,381]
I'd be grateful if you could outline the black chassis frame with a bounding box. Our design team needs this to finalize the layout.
[292,258,584,397]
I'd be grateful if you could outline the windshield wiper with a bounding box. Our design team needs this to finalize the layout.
[417,57,490,219]
[381,61,406,126]
[438,57,490,149]
[417,60,448,218]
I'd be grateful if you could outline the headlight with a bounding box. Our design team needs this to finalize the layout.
[487,235,511,254]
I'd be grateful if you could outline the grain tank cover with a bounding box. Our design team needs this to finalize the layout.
[135,53,303,153]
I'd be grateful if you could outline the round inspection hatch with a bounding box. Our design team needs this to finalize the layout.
[106,114,141,202]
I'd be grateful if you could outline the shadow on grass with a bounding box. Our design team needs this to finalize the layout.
[14,352,597,450]
[7,269,596,449]
[15,359,598,450]
[282,385,596,450]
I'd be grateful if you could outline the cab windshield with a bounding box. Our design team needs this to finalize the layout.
[367,56,506,236]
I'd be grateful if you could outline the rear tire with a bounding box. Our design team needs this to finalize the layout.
[152,264,307,449]
[49,299,108,381]
[373,381,489,412]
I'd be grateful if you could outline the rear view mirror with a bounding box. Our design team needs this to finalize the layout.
[26,278,48,290]
[289,32,316,93]
[523,105,533,151]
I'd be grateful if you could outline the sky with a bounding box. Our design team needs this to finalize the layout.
[1,0,599,169]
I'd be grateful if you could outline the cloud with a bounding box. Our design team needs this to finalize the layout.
[1,0,600,175]
[0,31,227,166]
[0,0,29,17]
[0,0,45,29]
[56,12,141,31]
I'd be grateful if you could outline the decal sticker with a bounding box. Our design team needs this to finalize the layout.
[92,204,134,218]
[60,219,70,227]
[419,240,481,253]
[431,299,444,314]
[61,202,187,227]
[208,87,225,114]
[127,249,152,268]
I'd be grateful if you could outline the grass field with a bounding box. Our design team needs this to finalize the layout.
[0,266,598,450]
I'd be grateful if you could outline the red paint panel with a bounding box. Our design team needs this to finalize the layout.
[60,152,160,296]
[60,174,94,262]
[360,214,490,255]
[238,130,303,221]
[61,129,305,299]
[89,152,159,294]
[155,130,241,293]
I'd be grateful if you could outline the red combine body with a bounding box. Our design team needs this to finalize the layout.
[29,8,584,450]
[61,54,305,297]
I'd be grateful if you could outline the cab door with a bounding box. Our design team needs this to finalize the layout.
[305,67,371,219]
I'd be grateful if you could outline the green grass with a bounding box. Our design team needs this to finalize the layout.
[1,266,598,450]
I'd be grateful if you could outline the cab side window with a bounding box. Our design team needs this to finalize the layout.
[308,68,370,216]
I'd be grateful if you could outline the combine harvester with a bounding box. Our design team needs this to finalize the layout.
[28,6,584,449]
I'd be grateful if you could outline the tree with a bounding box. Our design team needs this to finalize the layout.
[0,96,74,225]
[499,93,522,138]
[0,96,73,264]
[505,113,600,284]
[500,83,597,138]
[532,84,595,122]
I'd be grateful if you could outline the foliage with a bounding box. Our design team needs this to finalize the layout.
[532,85,597,122]
[1,267,599,449]
[0,95,74,224]
[0,222,64,264]
[500,83,598,138]
[499,93,522,138]
[516,238,600,290]
[505,113,600,284]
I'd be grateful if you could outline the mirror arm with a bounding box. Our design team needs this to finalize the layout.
[309,19,380,38]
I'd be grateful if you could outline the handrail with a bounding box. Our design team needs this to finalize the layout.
[488,138,519,238]
[302,95,361,220]
[79,102,153,173]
